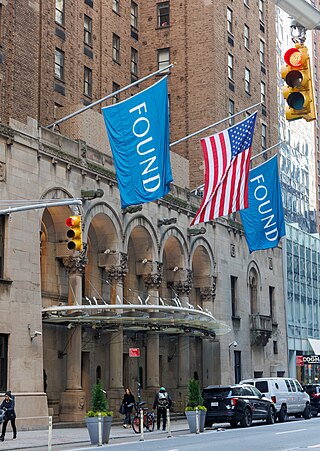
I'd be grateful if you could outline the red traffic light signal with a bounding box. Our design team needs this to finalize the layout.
[66,215,83,251]
[281,44,316,122]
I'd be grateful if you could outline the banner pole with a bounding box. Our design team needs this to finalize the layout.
[191,141,285,195]
[47,64,175,130]
[250,141,285,161]
[170,102,262,148]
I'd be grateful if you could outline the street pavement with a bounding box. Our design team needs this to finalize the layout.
[0,418,199,450]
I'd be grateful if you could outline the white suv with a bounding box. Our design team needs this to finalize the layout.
[240,377,311,422]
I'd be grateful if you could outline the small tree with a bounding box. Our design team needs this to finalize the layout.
[86,380,113,417]
[186,378,204,410]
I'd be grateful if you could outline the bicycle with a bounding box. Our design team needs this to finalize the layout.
[130,401,155,433]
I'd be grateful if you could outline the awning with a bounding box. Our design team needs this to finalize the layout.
[308,338,320,355]
[42,303,231,338]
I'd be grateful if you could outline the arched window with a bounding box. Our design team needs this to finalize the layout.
[249,269,258,314]
[96,365,101,384]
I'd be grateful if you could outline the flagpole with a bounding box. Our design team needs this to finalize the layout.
[47,63,175,130]
[190,141,285,194]
[169,101,262,148]
[250,141,285,161]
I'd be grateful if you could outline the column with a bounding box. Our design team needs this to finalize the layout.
[143,267,162,389]
[200,284,216,388]
[105,257,127,410]
[60,254,87,422]
[175,271,193,389]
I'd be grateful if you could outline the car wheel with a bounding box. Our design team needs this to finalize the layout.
[266,406,276,424]
[278,405,287,423]
[230,420,238,428]
[312,412,318,417]
[240,408,252,427]
[303,404,312,420]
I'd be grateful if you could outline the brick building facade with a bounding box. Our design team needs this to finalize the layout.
[0,0,288,427]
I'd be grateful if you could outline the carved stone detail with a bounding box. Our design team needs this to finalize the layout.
[200,277,217,302]
[62,253,88,274]
[175,269,193,295]
[106,252,128,281]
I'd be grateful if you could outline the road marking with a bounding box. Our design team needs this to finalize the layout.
[308,445,320,448]
[276,428,306,435]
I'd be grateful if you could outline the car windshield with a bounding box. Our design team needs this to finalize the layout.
[203,388,232,398]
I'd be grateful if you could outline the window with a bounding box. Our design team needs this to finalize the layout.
[131,2,138,30]
[227,8,233,34]
[157,2,170,27]
[244,25,249,49]
[261,81,266,104]
[228,53,233,80]
[157,48,170,72]
[112,82,120,104]
[262,123,267,150]
[259,0,265,23]
[0,216,4,279]
[269,286,275,320]
[244,0,249,6]
[55,0,64,26]
[131,48,138,80]
[229,99,235,126]
[245,68,250,94]
[273,341,278,354]
[84,66,92,97]
[112,34,120,63]
[112,0,119,13]
[55,48,64,80]
[231,275,237,316]
[0,335,8,391]
[234,351,241,383]
[84,15,92,47]
[260,39,265,65]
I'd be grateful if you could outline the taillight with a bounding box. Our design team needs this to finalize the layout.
[271,396,276,403]
[312,393,320,398]
[231,398,237,407]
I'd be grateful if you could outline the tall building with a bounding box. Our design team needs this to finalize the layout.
[0,1,287,426]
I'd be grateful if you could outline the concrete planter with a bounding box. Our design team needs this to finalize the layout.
[185,409,207,433]
[85,416,113,445]
[200,409,206,432]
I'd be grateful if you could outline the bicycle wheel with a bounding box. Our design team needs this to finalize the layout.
[147,413,155,432]
[132,415,141,434]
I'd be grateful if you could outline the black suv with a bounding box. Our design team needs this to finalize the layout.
[303,384,320,416]
[203,384,276,428]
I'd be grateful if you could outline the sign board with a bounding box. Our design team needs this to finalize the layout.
[296,355,320,366]
[129,348,140,357]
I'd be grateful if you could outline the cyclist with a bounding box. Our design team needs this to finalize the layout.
[153,387,172,431]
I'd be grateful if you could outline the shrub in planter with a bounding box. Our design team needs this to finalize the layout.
[185,379,207,433]
[85,381,113,445]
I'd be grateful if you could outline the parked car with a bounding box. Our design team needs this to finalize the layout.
[302,384,320,417]
[202,384,276,428]
[240,377,311,422]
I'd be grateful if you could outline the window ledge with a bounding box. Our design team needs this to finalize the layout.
[0,278,13,285]
[232,315,241,321]
[156,25,170,30]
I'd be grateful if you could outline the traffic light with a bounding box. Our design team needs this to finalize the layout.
[66,215,83,251]
[281,44,316,122]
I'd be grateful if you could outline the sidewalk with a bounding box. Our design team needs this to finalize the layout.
[0,418,192,450]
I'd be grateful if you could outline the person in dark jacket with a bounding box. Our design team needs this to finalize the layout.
[153,387,172,431]
[0,391,17,441]
[121,388,135,428]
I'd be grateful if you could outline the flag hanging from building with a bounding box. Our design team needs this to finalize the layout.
[102,77,173,209]
[190,112,257,225]
[240,155,286,253]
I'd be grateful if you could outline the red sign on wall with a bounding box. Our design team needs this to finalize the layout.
[296,356,304,366]
[129,348,140,357]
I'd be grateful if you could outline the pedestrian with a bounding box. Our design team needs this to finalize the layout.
[153,386,172,431]
[0,391,17,441]
[121,387,135,428]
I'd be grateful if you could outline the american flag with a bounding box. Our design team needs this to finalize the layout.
[191,112,257,225]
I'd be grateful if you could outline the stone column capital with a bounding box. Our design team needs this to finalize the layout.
[200,276,217,302]
[62,252,88,274]
[105,252,128,282]
[174,269,193,295]
[143,262,163,289]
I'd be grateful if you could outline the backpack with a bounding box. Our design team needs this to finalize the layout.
[158,391,169,408]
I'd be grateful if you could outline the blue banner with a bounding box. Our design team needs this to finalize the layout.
[240,155,286,253]
[102,77,173,208]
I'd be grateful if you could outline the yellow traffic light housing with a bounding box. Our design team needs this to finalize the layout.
[66,215,83,251]
[281,44,316,122]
